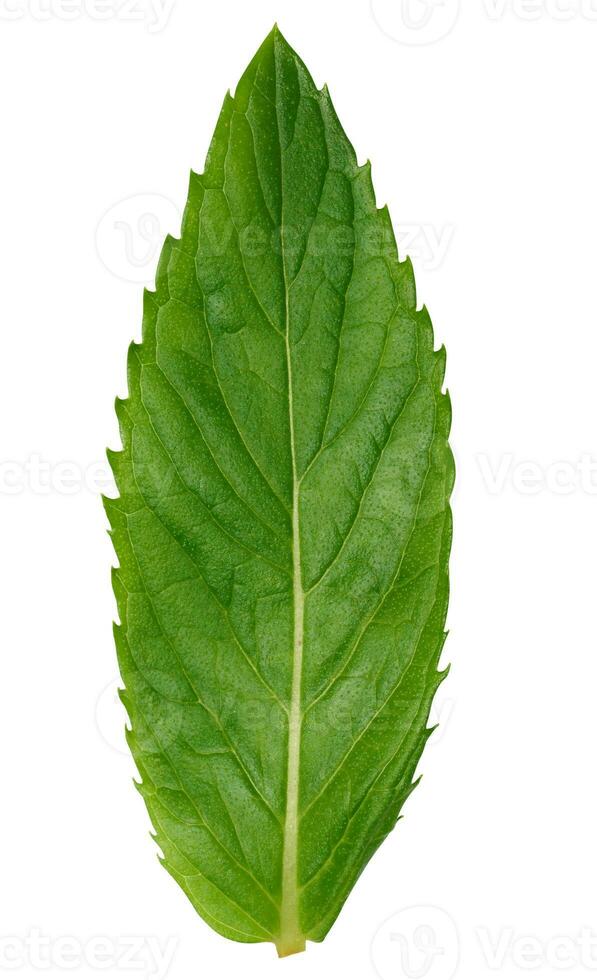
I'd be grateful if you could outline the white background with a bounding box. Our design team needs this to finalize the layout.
[2,1,597,978]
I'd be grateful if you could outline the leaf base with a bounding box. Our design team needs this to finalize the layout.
[275,936,307,958]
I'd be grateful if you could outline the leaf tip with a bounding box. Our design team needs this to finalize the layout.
[271,21,289,46]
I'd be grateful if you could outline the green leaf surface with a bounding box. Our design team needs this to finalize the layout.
[105,26,453,957]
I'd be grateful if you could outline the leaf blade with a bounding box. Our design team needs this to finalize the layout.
[106,25,453,955]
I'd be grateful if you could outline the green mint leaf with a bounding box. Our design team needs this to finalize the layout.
[105,25,453,957]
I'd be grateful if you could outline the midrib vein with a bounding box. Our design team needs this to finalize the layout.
[278,350,305,955]
[276,42,306,957]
